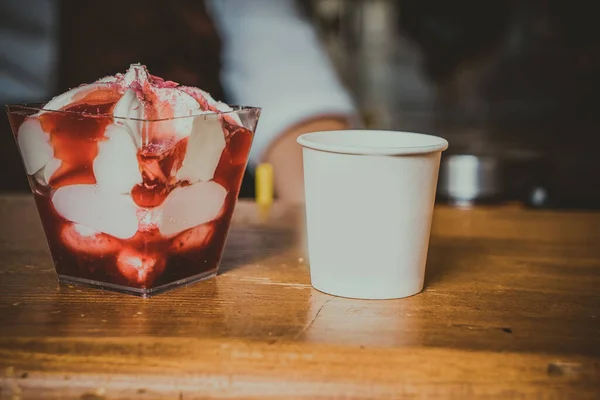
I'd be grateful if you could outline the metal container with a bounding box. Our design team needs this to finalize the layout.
[437,150,542,207]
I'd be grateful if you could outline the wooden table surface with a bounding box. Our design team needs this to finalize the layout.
[0,195,599,399]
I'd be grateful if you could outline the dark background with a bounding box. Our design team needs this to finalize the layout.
[2,0,599,207]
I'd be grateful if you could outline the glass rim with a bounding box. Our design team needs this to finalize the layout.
[5,103,261,122]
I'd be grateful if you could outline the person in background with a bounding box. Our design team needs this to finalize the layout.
[208,0,358,203]
[1,0,358,203]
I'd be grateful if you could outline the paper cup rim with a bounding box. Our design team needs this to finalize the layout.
[297,129,449,156]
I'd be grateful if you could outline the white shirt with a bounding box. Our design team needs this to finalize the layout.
[1,0,357,168]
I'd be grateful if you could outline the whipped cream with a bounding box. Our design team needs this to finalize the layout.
[17,64,240,242]
[53,181,226,239]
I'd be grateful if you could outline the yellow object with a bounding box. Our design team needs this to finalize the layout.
[255,163,274,221]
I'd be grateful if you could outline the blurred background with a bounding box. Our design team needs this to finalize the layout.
[2,0,599,209]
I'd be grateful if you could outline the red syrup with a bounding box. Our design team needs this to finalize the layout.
[10,97,253,292]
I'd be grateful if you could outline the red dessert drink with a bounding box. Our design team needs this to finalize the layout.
[6,64,260,296]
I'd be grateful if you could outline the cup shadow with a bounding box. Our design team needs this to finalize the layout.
[218,224,297,275]
[424,236,482,289]
[218,205,303,275]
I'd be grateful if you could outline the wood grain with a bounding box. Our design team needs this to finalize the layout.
[0,195,599,399]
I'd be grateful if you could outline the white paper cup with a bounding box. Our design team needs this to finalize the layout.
[297,130,448,299]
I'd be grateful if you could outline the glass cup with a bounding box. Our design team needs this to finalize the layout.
[6,104,260,297]
[297,129,448,299]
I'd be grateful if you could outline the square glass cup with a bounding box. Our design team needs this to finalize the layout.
[6,103,261,296]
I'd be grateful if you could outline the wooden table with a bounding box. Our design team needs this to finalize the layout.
[0,195,599,399]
